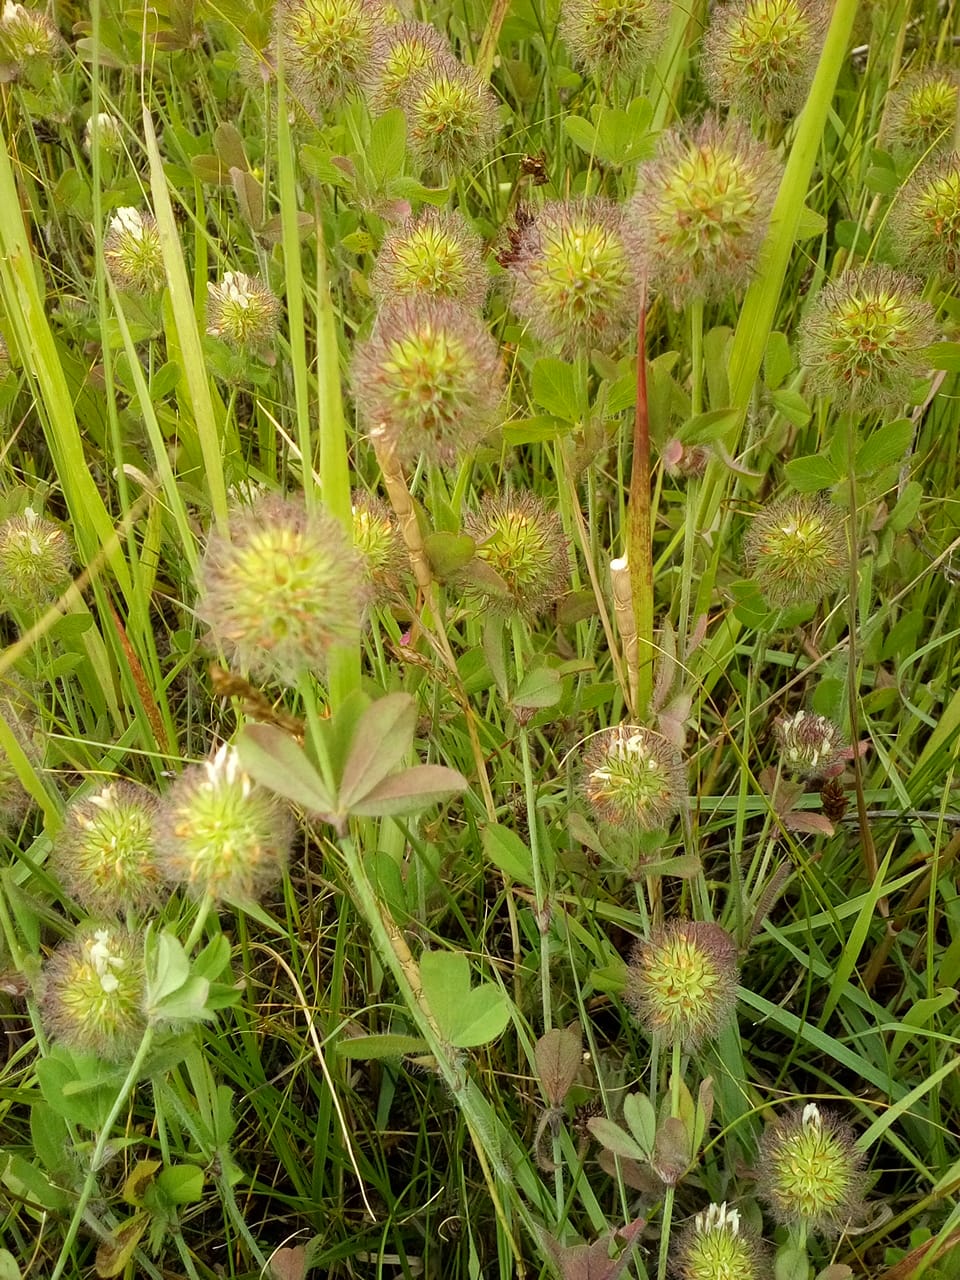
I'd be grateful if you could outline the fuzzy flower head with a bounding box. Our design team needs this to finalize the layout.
[41,925,146,1060]
[560,0,668,81]
[52,782,162,917]
[351,492,406,599]
[156,743,295,904]
[0,2,62,78]
[103,207,165,295]
[364,20,451,113]
[887,70,960,160]
[628,118,781,307]
[674,1202,768,1280]
[402,54,500,177]
[83,111,123,155]
[626,920,739,1049]
[206,272,281,352]
[892,152,960,277]
[758,1103,864,1233]
[508,198,641,354]
[0,507,72,608]
[582,724,687,832]
[774,710,846,779]
[371,209,487,310]
[463,492,569,619]
[352,295,503,467]
[799,266,937,414]
[702,0,827,119]
[275,0,380,113]
[197,493,365,685]
[744,494,848,610]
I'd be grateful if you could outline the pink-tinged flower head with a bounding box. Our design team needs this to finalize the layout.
[52,782,162,917]
[206,272,281,351]
[197,493,366,685]
[887,69,960,160]
[798,266,937,414]
[508,198,642,354]
[892,151,960,277]
[274,0,381,113]
[628,117,781,307]
[560,0,669,80]
[0,507,72,608]
[352,295,504,467]
[364,20,451,114]
[371,208,487,309]
[702,0,827,119]
[773,710,846,779]
[401,53,500,177]
[626,920,739,1048]
[463,491,569,619]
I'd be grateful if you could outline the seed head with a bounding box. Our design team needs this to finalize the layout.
[773,710,846,779]
[197,493,366,685]
[41,924,146,1060]
[798,266,937,414]
[0,507,72,608]
[463,492,569,619]
[892,151,960,277]
[628,118,781,307]
[743,494,848,610]
[371,208,487,310]
[757,1103,865,1233]
[206,271,281,352]
[103,207,165,295]
[674,1202,768,1280]
[83,111,124,155]
[352,295,504,467]
[0,2,62,78]
[52,782,162,917]
[155,743,295,904]
[560,0,669,81]
[364,20,451,114]
[508,198,642,354]
[582,724,687,832]
[626,920,739,1049]
[702,0,826,120]
[402,54,500,177]
[274,0,380,113]
[887,70,960,160]
[351,491,406,599]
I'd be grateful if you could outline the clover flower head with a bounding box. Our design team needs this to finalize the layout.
[402,53,500,176]
[197,492,366,685]
[560,0,669,81]
[799,265,938,414]
[628,117,781,307]
[155,742,295,904]
[53,781,162,916]
[41,923,146,1060]
[275,0,381,113]
[744,494,849,609]
[702,0,827,119]
[352,295,504,467]
[463,491,569,619]
[371,208,487,309]
[887,69,960,159]
[206,271,281,351]
[103,206,165,295]
[364,20,451,113]
[626,920,739,1048]
[757,1103,865,1233]
[508,197,642,354]
[675,1201,768,1280]
[582,724,687,832]
[774,710,846,779]
[0,506,72,608]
